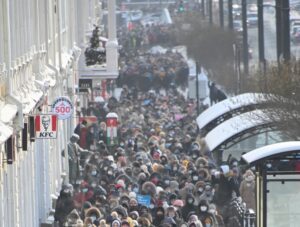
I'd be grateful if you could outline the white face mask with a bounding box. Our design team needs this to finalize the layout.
[91,183,97,188]
[192,176,198,181]
[91,171,97,176]
[246,176,254,182]
[198,188,204,193]
[209,209,215,214]
[200,206,207,212]
[188,199,194,204]
[108,171,113,175]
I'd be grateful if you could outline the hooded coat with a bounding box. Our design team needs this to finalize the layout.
[54,189,75,226]
[182,194,196,222]
[239,170,256,211]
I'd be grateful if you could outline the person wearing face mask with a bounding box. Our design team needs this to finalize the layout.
[239,169,256,212]
[197,200,215,227]
[153,206,165,226]
[198,184,214,203]
[191,172,200,184]
[208,203,225,227]
[54,184,75,227]
[167,206,185,226]
[182,193,196,222]
[73,181,94,209]
[85,207,102,226]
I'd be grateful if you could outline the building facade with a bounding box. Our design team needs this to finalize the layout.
[0,0,99,226]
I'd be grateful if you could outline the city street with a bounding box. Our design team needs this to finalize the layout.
[249,8,300,64]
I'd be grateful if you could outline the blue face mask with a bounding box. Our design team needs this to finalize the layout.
[133,187,139,193]
[206,225,211,227]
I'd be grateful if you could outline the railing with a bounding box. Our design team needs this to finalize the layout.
[227,198,256,227]
[243,209,256,227]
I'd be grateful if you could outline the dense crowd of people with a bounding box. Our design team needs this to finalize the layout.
[117,20,189,92]
[56,6,256,227]
[54,86,256,227]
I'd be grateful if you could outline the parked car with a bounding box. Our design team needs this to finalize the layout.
[247,12,258,27]
[291,26,300,43]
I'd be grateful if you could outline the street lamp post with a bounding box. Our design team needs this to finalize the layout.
[275,0,282,63]
[228,0,233,29]
[281,0,290,62]
[219,0,224,28]
[242,0,249,75]
[257,0,265,64]
[209,0,213,25]
[202,0,206,19]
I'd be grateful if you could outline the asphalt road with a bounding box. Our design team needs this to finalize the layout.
[248,8,300,66]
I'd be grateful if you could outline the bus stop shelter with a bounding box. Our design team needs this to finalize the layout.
[197,93,270,136]
[242,142,300,227]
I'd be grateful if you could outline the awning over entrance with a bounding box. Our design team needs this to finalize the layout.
[242,141,300,164]
[205,109,274,152]
[197,93,269,135]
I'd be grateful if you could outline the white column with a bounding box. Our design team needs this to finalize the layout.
[106,0,119,74]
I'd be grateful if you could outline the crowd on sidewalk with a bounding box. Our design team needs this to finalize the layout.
[116,21,189,92]
[54,86,256,227]
[54,8,256,227]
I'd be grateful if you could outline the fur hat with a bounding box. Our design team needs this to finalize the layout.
[195,157,208,168]
[137,217,151,227]
[85,207,102,219]
[142,181,157,197]
[198,168,210,181]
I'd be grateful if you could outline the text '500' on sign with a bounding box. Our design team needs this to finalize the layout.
[51,96,74,120]
[35,115,57,139]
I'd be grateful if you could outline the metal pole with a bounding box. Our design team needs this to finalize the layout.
[228,0,233,29]
[219,0,224,28]
[258,0,265,63]
[209,0,213,25]
[281,0,290,62]
[242,0,249,75]
[201,0,205,19]
[196,62,200,116]
[275,0,282,63]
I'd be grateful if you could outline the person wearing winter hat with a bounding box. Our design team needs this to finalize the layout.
[197,200,215,227]
[121,220,130,227]
[182,193,196,222]
[211,164,240,211]
[208,203,225,227]
[239,169,256,211]
[153,206,165,226]
[129,198,139,212]
[129,211,139,220]
[64,209,82,226]
[111,219,121,227]
[85,207,102,223]
[187,214,203,227]
[54,184,75,226]
[99,219,108,227]
[198,183,214,203]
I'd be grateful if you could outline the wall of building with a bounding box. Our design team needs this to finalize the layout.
[0,0,95,226]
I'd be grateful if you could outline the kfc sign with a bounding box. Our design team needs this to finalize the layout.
[35,115,57,139]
